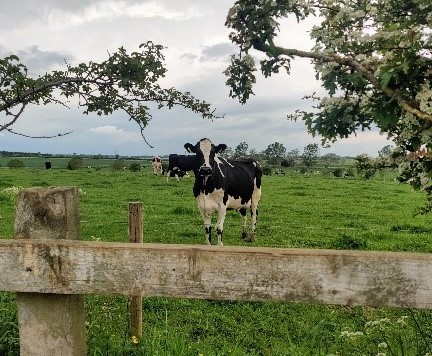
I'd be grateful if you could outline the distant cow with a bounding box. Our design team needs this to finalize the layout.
[184,138,262,246]
[166,154,195,182]
[45,162,52,170]
[168,168,189,181]
[151,156,162,175]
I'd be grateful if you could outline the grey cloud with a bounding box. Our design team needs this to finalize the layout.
[14,46,75,76]
[180,53,199,61]
[199,42,238,62]
[181,42,238,64]
[0,0,91,29]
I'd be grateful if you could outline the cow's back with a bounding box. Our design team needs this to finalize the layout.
[221,158,261,203]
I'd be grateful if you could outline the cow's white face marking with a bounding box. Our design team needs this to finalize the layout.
[199,139,212,168]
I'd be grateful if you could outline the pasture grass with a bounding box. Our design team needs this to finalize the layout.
[0,166,432,355]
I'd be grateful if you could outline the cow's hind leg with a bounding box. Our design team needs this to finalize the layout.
[249,187,261,242]
[240,208,247,239]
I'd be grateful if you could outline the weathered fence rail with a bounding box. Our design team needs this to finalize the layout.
[1,239,432,309]
[2,186,432,355]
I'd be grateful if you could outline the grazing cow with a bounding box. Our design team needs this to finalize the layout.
[166,154,195,182]
[44,161,52,170]
[151,156,163,175]
[167,168,190,183]
[184,138,262,246]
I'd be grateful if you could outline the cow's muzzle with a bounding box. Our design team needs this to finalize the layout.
[199,166,212,176]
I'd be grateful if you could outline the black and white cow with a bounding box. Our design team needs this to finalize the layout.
[167,168,189,182]
[184,138,262,246]
[166,154,194,183]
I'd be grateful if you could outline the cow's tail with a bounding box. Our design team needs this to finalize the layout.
[254,161,263,189]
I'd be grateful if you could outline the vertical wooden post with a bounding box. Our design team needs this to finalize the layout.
[14,187,87,356]
[128,202,143,341]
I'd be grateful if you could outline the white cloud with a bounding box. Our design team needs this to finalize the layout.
[88,125,122,134]
[88,125,141,143]
[323,131,391,156]
[45,1,202,30]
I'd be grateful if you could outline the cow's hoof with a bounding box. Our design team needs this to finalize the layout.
[217,242,224,246]
[244,233,256,243]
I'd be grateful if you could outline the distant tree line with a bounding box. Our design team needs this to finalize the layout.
[222,141,353,168]
[1,156,144,172]
[0,151,150,160]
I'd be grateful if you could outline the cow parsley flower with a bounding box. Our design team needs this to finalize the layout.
[365,318,390,328]
[396,315,409,325]
[340,330,364,338]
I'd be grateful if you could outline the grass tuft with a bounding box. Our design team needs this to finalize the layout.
[331,235,369,250]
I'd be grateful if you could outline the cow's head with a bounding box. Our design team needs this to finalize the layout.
[184,138,227,176]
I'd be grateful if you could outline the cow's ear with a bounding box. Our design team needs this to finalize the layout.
[184,143,196,153]
[215,144,227,153]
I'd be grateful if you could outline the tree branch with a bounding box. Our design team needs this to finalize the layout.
[1,103,26,131]
[254,43,432,122]
[5,128,73,139]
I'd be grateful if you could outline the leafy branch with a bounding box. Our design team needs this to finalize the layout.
[1,41,221,143]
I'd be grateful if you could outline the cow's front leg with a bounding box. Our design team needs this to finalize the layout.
[249,207,258,242]
[240,208,247,239]
[201,213,212,245]
[216,206,227,246]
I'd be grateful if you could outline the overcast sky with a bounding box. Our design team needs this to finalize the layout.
[0,0,391,157]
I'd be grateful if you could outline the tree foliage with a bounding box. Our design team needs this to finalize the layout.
[233,141,249,158]
[6,158,24,169]
[225,0,432,210]
[67,157,83,170]
[112,159,125,171]
[302,143,319,167]
[264,141,286,164]
[129,162,141,172]
[0,42,219,145]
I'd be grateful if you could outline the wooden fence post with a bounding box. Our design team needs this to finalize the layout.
[128,202,143,341]
[14,187,87,356]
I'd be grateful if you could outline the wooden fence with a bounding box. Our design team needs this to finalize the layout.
[2,187,432,355]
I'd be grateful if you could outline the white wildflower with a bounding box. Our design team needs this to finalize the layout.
[396,315,409,325]
[340,330,364,338]
[378,342,388,348]
[365,318,390,328]
[2,186,23,196]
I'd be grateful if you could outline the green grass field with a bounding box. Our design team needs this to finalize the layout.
[0,165,432,355]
